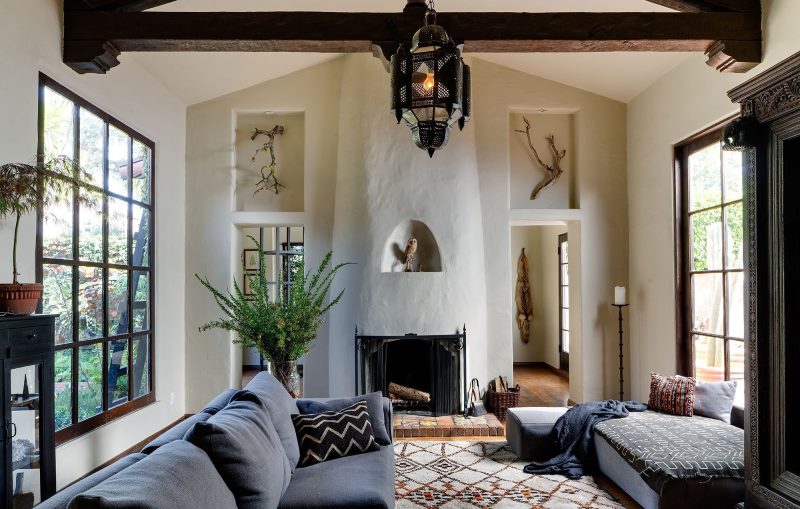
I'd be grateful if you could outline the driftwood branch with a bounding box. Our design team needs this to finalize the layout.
[515,117,567,200]
[250,125,285,195]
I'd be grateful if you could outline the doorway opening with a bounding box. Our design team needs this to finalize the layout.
[510,223,575,407]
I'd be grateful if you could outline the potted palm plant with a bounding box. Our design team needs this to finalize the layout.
[196,238,351,396]
[0,156,97,315]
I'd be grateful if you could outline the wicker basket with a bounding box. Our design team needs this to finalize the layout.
[487,385,520,421]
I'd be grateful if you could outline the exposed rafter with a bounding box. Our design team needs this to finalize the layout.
[643,0,760,12]
[65,0,176,12]
[62,6,762,75]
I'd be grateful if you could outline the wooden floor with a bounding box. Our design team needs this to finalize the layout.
[514,363,570,407]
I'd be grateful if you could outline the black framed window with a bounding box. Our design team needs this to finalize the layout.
[558,233,569,371]
[243,226,304,303]
[36,75,155,443]
[675,125,744,396]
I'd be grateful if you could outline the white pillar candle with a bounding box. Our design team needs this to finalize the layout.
[614,286,627,305]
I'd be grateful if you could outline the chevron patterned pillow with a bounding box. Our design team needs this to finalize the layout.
[292,400,379,467]
[648,372,696,416]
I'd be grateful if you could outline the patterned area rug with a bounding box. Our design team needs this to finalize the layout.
[395,441,625,509]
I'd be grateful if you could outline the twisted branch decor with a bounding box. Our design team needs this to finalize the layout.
[515,117,567,200]
[250,125,285,195]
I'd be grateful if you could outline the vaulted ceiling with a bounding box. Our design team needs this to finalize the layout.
[67,0,760,104]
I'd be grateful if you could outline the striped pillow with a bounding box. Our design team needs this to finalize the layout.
[648,373,696,416]
[292,401,379,467]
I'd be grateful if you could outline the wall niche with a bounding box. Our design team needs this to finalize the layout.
[381,220,442,273]
[509,111,575,210]
[234,111,304,212]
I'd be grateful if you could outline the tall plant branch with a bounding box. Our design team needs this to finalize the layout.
[515,117,567,200]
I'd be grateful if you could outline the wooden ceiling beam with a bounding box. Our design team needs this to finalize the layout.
[64,0,176,12]
[62,10,762,74]
[643,0,760,12]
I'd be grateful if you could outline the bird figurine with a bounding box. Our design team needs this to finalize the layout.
[403,238,418,272]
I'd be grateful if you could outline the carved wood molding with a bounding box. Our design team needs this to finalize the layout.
[730,53,800,123]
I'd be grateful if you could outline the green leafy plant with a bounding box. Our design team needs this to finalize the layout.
[196,238,351,388]
[0,156,99,284]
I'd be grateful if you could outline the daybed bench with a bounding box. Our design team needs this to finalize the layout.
[507,405,745,509]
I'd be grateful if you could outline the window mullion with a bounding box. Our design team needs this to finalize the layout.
[71,100,81,428]
[102,120,110,413]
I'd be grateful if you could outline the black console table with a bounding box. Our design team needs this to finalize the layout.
[0,315,56,508]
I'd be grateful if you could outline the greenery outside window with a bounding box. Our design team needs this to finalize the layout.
[675,124,744,404]
[37,75,155,443]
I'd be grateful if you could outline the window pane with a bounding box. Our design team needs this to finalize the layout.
[108,269,129,335]
[42,264,73,344]
[562,308,569,327]
[723,150,743,203]
[108,197,129,265]
[132,271,149,332]
[562,330,570,354]
[79,108,104,185]
[729,340,745,383]
[692,273,724,335]
[78,267,103,340]
[43,87,74,159]
[108,126,130,196]
[688,141,722,211]
[78,344,102,422]
[690,208,723,271]
[108,339,129,408]
[132,140,152,204]
[132,205,150,267]
[727,272,745,339]
[561,264,569,286]
[132,336,150,399]
[79,198,103,262]
[42,189,73,260]
[694,335,725,382]
[561,286,569,304]
[54,349,73,431]
[725,203,744,269]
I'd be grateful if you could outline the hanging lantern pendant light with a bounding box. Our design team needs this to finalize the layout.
[390,0,471,157]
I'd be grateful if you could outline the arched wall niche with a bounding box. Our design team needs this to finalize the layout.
[381,219,443,273]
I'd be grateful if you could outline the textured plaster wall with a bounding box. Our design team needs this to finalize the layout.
[0,0,187,488]
[626,0,800,401]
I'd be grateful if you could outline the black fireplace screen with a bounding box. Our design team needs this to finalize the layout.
[355,327,466,416]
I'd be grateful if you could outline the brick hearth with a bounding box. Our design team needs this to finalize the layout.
[392,413,504,439]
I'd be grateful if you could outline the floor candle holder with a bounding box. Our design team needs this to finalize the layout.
[612,303,629,401]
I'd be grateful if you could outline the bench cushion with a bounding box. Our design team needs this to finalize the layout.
[505,407,568,461]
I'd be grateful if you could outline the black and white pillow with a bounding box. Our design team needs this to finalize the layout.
[292,401,378,467]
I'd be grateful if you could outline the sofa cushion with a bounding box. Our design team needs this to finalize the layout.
[242,372,301,470]
[67,441,236,509]
[36,454,145,509]
[293,401,379,467]
[694,380,737,423]
[201,388,239,414]
[140,412,212,454]
[648,372,696,416]
[186,390,291,509]
[244,371,300,416]
[278,445,395,509]
[296,392,391,446]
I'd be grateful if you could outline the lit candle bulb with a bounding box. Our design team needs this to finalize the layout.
[423,72,435,92]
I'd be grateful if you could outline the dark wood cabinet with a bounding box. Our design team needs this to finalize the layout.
[0,315,56,508]
[728,52,800,509]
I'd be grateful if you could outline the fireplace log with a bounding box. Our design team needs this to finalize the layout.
[388,382,431,403]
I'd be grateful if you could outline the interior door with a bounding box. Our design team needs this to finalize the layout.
[558,233,569,372]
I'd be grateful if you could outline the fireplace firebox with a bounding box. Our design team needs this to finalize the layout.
[355,327,466,416]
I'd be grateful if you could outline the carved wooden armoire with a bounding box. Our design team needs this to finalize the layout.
[728,52,800,509]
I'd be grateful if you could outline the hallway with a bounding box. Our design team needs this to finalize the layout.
[514,364,569,407]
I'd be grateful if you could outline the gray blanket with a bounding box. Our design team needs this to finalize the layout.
[594,410,744,494]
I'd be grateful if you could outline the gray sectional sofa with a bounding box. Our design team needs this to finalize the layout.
[40,372,396,509]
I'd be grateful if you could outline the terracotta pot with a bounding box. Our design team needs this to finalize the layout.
[0,283,43,315]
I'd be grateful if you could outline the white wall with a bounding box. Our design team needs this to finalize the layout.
[0,0,186,488]
[627,0,800,401]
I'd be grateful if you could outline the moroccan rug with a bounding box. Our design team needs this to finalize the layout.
[394,441,625,509]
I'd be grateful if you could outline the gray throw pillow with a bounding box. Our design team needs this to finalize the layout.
[68,441,237,509]
[296,391,391,446]
[694,380,737,423]
[186,390,291,509]
[242,373,301,470]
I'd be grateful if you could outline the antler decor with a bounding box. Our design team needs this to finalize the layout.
[250,125,285,195]
[515,117,567,200]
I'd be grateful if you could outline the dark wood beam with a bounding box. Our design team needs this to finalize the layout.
[62,10,762,74]
[65,0,176,11]
[643,0,759,12]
